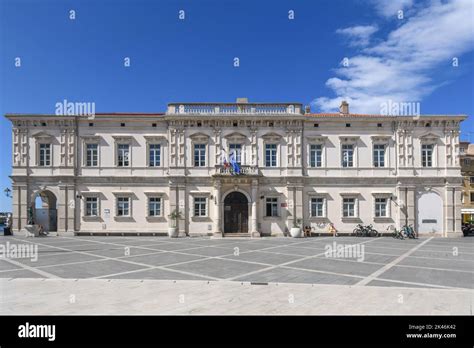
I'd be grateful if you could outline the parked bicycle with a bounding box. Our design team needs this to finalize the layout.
[387,225,404,239]
[353,224,379,237]
[401,224,416,239]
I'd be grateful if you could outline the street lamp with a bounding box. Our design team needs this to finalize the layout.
[4,188,11,198]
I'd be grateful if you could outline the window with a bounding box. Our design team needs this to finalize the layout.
[373,144,385,168]
[117,197,130,216]
[86,143,98,167]
[465,158,471,166]
[470,177,474,184]
[421,144,434,167]
[229,143,242,164]
[194,144,206,167]
[471,192,474,203]
[343,198,356,217]
[341,144,354,167]
[194,197,207,217]
[85,197,98,217]
[149,144,161,167]
[266,197,279,217]
[346,123,351,128]
[39,143,51,166]
[117,144,130,167]
[310,198,325,217]
[310,144,322,168]
[377,123,382,128]
[265,144,277,167]
[375,198,388,217]
[148,197,162,217]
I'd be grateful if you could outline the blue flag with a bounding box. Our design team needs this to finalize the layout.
[229,151,241,174]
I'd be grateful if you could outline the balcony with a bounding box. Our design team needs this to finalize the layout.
[167,102,303,116]
[213,165,260,176]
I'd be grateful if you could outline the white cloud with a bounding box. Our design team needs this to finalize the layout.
[336,25,378,47]
[314,0,474,114]
[370,0,414,18]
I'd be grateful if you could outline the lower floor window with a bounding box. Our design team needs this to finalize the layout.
[310,197,325,217]
[343,198,356,217]
[194,197,207,217]
[266,197,279,217]
[148,197,162,216]
[375,198,388,217]
[85,197,98,217]
[117,197,130,216]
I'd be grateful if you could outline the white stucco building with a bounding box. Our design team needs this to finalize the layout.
[6,99,467,237]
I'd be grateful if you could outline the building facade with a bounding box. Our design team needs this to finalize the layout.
[6,100,467,237]
[460,141,474,223]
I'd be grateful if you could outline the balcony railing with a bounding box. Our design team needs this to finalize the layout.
[167,103,303,116]
[214,165,259,176]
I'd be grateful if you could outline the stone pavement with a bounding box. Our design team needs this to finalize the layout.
[0,235,473,314]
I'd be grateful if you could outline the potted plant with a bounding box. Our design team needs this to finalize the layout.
[168,209,182,238]
[290,218,302,238]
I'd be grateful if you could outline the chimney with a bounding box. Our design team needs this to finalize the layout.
[339,100,349,114]
[304,105,311,114]
[236,98,248,104]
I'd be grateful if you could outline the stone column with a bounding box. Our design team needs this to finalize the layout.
[286,185,295,235]
[169,181,177,231]
[295,185,303,227]
[58,184,67,233]
[445,185,463,237]
[251,180,259,237]
[12,184,28,233]
[213,181,223,238]
[177,184,187,237]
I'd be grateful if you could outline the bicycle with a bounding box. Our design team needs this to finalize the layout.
[387,225,404,239]
[402,224,417,239]
[353,224,379,237]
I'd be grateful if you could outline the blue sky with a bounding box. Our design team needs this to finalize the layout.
[0,0,473,212]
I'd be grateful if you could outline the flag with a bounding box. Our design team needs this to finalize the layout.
[229,151,241,175]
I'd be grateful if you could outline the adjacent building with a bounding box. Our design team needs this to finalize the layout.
[460,141,474,223]
[6,99,467,237]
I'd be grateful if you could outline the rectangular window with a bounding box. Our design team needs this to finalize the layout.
[375,198,388,217]
[373,144,385,168]
[343,198,356,217]
[194,144,206,167]
[310,145,322,168]
[265,197,279,217]
[265,144,277,167]
[149,144,161,167]
[310,198,324,217]
[229,143,242,164]
[194,197,207,217]
[341,144,354,167]
[117,144,130,167]
[148,197,162,216]
[86,143,98,167]
[39,143,51,166]
[85,197,98,217]
[421,144,433,167]
[470,176,474,184]
[471,192,474,203]
[117,197,130,216]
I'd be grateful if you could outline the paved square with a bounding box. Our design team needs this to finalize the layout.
[0,235,473,289]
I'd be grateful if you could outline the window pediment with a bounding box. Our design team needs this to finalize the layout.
[419,132,440,143]
[262,132,282,141]
[306,136,327,143]
[224,132,247,141]
[339,135,360,143]
[189,132,210,142]
[32,131,53,140]
[112,135,133,143]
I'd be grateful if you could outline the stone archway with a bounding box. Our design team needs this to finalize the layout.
[223,191,249,233]
[30,190,58,232]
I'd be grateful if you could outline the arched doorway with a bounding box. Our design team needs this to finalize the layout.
[224,191,249,233]
[30,190,58,232]
[417,191,443,234]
